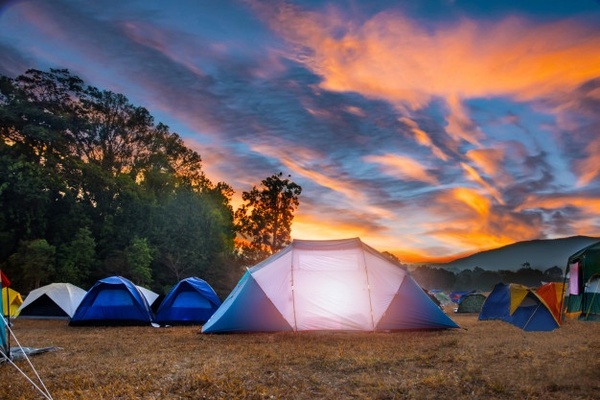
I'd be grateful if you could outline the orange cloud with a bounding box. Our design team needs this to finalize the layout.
[428,189,540,251]
[445,94,483,146]
[399,117,449,161]
[465,147,505,178]
[518,194,600,214]
[460,162,505,205]
[260,6,600,104]
[364,153,439,184]
[574,136,600,187]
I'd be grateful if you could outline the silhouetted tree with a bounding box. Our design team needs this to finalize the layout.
[235,172,302,263]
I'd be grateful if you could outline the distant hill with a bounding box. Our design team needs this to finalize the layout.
[433,236,600,272]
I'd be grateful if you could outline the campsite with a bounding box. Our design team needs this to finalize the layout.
[0,314,598,399]
[1,238,599,399]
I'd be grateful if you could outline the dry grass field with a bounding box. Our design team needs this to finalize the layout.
[0,313,598,400]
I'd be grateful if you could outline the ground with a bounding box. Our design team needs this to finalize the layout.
[0,314,598,399]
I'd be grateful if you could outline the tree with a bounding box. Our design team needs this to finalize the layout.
[0,68,238,294]
[126,237,153,286]
[56,227,96,286]
[234,173,302,262]
[8,239,56,291]
[544,266,564,282]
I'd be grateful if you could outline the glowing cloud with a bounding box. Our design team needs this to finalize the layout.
[263,8,600,104]
[364,153,438,184]
[399,117,449,161]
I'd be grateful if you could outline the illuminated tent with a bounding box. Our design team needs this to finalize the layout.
[202,238,459,333]
[154,277,221,325]
[17,283,87,319]
[70,276,154,326]
[479,283,559,331]
[565,241,600,320]
[2,287,23,318]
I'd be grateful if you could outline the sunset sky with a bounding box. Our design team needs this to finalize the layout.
[1,0,599,263]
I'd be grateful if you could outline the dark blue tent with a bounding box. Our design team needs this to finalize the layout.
[69,276,154,326]
[154,277,221,325]
[479,283,559,332]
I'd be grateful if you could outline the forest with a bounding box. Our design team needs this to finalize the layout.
[0,68,301,298]
[410,264,565,292]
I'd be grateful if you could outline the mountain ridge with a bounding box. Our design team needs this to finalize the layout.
[431,235,600,272]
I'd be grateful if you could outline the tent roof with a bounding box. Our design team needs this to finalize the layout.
[1,287,23,317]
[18,283,86,318]
[203,237,458,333]
[568,240,600,283]
[154,277,221,325]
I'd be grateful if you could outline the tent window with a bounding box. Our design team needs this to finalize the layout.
[585,276,600,293]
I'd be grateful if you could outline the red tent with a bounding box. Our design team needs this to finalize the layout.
[536,282,566,324]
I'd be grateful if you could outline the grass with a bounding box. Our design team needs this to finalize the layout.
[0,314,598,399]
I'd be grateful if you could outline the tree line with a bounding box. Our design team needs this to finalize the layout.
[410,265,565,292]
[0,68,301,298]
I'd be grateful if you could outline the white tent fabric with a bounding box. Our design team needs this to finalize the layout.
[203,238,459,333]
[18,283,86,318]
[136,285,159,306]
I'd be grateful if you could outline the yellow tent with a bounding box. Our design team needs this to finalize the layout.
[2,287,23,317]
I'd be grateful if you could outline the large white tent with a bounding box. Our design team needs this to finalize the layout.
[202,238,459,333]
[18,283,86,319]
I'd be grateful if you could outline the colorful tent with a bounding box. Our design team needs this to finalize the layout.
[17,283,87,319]
[456,293,486,313]
[2,287,23,318]
[479,283,559,331]
[202,238,459,333]
[449,290,474,304]
[429,290,452,307]
[535,282,566,324]
[154,277,221,325]
[565,241,600,320]
[70,276,154,326]
[0,271,9,357]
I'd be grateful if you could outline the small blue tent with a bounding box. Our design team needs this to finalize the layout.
[70,276,153,326]
[479,283,559,332]
[154,277,221,325]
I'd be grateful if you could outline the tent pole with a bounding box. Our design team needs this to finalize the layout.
[583,276,600,320]
[5,284,9,357]
[522,302,541,331]
[2,286,10,358]
[559,263,570,324]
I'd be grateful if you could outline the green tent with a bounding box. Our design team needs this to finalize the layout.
[456,292,487,313]
[565,241,600,321]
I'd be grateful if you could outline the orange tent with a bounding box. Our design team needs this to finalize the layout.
[536,282,566,324]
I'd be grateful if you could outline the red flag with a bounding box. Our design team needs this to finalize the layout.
[0,271,10,287]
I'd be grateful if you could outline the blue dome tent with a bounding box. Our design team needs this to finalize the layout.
[154,277,221,325]
[70,276,154,326]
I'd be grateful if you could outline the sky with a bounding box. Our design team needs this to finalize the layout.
[1,0,600,264]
